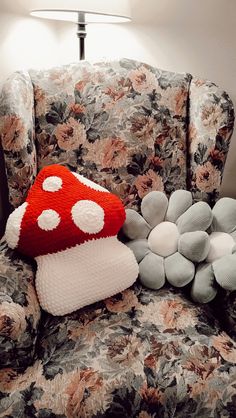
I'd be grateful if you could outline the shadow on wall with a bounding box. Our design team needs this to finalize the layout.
[0,0,33,15]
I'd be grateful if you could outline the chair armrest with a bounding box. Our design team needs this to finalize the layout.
[188,77,234,205]
[0,70,37,209]
[0,238,41,369]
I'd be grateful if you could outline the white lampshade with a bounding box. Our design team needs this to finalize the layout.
[30,0,132,24]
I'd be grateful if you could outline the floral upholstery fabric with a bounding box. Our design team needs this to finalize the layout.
[0,59,235,417]
[189,78,234,204]
[30,59,192,210]
[0,71,37,209]
[0,239,40,369]
[0,286,236,417]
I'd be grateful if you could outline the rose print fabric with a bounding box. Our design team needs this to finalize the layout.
[0,71,37,208]
[189,77,234,204]
[29,59,191,211]
[0,285,236,417]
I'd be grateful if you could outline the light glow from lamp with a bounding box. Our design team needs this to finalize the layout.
[30,0,131,61]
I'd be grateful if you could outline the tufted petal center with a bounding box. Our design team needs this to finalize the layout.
[148,221,179,257]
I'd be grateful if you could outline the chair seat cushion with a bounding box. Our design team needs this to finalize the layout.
[0,284,236,417]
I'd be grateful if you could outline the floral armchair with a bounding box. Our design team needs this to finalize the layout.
[0,59,235,418]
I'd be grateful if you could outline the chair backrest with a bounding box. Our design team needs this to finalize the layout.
[0,59,234,214]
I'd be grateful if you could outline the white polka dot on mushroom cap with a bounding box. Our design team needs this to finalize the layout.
[42,176,63,192]
[5,202,28,249]
[72,172,108,193]
[37,209,61,231]
[71,200,104,234]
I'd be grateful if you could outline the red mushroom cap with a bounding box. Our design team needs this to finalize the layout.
[15,165,125,258]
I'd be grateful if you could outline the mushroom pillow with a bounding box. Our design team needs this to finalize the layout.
[5,165,138,316]
[122,190,213,299]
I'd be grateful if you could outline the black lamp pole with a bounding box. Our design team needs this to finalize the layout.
[77,12,86,60]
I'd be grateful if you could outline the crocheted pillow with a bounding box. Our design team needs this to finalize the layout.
[191,197,236,302]
[122,190,236,303]
[122,190,212,293]
[5,165,138,315]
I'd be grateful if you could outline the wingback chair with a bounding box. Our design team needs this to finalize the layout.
[0,59,235,418]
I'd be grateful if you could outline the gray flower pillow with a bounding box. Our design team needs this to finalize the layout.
[191,197,236,302]
[122,190,236,303]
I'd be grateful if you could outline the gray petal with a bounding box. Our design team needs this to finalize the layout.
[123,209,151,240]
[178,231,210,262]
[176,202,213,234]
[212,254,236,291]
[191,263,218,303]
[212,197,236,233]
[141,191,168,228]
[139,252,165,290]
[166,190,192,223]
[165,252,195,287]
[126,239,150,263]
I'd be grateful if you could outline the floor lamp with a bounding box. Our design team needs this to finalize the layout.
[30,0,132,60]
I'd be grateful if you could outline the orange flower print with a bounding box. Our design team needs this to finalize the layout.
[130,114,156,146]
[144,354,156,369]
[188,122,199,153]
[135,169,164,198]
[129,66,156,94]
[194,79,205,87]
[102,137,128,169]
[0,301,26,340]
[49,69,72,87]
[85,137,128,169]
[0,115,26,152]
[75,80,87,91]
[104,289,139,313]
[65,369,103,418]
[212,333,236,363]
[0,368,18,392]
[209,148,225,163]
[195,161,221,193]
[69,103,86,115]
[55,117,86,150]
[183,345,220,380]
[188,380,222,406]
[201,103,223,132]
[34,85,48,116]
[158,299,197,329]
[140,383,164,405]
[149,156,164,168]
[104,86,125,102]
[175,88,188,115]
[107,335,141,365]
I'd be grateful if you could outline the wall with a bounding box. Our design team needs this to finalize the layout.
[0,0,236,229]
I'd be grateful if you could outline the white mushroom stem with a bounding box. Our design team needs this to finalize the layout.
[35,236,138,316]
